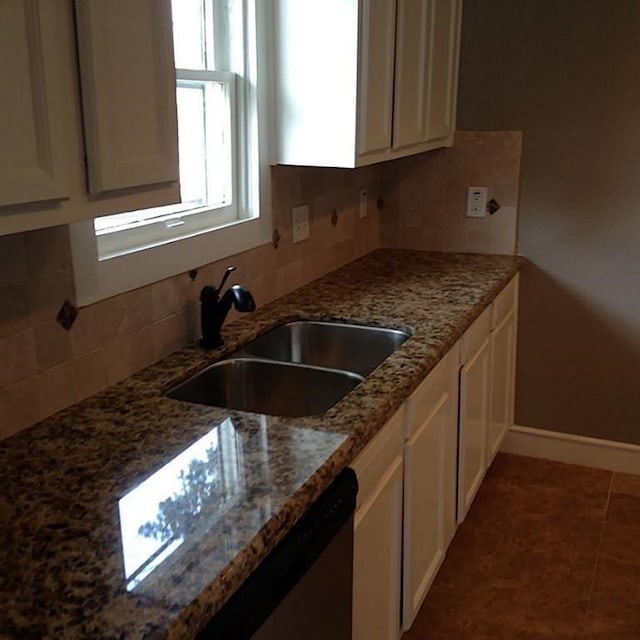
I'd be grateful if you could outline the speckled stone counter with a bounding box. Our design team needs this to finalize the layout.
[0,250,524,639]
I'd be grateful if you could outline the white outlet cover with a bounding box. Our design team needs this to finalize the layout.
[292,204,310,243]
[466,186,487,218]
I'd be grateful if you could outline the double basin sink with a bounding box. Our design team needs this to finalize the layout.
[167,321,411,417]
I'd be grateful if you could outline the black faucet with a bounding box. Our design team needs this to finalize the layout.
[200,266,255,349]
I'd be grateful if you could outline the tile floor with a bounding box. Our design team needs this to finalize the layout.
[404,453,640,639]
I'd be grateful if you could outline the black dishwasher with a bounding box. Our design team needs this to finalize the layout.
[198,468,358,640]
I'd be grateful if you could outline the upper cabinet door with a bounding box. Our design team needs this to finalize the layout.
[425,0,461,144]
[0,0,69,207]
[393,0,430,149]
[74,0,179,195]
[357,0,396,157]
[394,0,461,149]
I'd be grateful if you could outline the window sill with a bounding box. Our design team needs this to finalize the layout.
[70,212,271,306]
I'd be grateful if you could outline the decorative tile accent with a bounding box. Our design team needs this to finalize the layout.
[56,300,78,330]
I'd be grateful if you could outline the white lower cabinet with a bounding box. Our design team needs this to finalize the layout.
[457,276,520,522]
[351,275,520,634]
[402,344,459,630]
[352,408,404,640]
[488,275,519,464]
[457,307,492,523]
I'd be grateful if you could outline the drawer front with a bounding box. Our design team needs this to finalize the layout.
[491,274,519,329]
[352,406,404,511]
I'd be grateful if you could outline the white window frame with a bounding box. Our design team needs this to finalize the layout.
[70,0,273,306]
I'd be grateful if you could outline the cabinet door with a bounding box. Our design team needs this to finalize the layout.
[458,336,490,523]
[402,392,447,630]
[74,0,179,195]
[393,0,430,149]
[425,0,461,144]
[488,310,517,463]
[353,454,403,640]
[357,0,396,157]
[0,0,68,206]
[393,0,461,149]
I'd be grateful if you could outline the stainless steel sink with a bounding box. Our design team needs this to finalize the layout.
[238,321,411,377]
[166,358,364,417]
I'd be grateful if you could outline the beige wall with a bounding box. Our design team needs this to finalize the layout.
[458,1,640,444]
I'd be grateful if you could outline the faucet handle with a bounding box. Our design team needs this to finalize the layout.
[216,266,237,293]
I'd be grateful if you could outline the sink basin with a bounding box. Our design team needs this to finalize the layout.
[166,358,364,417]
[238,321,411,377]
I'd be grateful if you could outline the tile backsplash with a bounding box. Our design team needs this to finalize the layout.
[0,164,381,439]
[381,131,522,254]
[0,131,521,440]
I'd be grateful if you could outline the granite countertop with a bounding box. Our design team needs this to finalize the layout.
[0,249,524,639]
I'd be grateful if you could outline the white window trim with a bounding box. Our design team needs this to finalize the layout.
[70,0,273,307]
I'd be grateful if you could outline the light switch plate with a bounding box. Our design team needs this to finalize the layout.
[466,186,487,218]
[292,204,310,243]
[359,189,368,218]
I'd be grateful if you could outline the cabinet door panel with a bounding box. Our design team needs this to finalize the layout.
[426,0,460,143]
[75,0,179,194]
[402,393,447,630]
[458,336,490,522]
[353,455,403,640]
[357,0,396,156]
[393,0,430,149]
[0,0,68,206]
[488,311,517,463]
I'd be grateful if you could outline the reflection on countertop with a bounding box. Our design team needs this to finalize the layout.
[120,418,254,592]
[0,249,524,639]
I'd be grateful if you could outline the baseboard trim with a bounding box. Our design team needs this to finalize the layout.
[501,425,640,475]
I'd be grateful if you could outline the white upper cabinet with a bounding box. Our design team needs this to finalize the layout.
[0,1,69,207]
[357,0,397,157]
[75,0,179,194]
[394,0,461,149]
[393,0,431,150]
[425,0,460,144]
[273,0,462,168]
[0,0,179,236]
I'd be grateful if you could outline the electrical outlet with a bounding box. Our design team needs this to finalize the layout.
[292,204,310,243]
[359,189,368,218]
[466,186,488,218]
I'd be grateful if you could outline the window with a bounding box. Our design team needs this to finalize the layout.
[70,0,272,306]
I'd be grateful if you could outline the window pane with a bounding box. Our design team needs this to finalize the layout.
[176,83,208,206]
[171,0,206,69]
[204,81,233,208]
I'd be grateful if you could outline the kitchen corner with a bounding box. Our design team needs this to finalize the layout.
[0,249,523,639]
